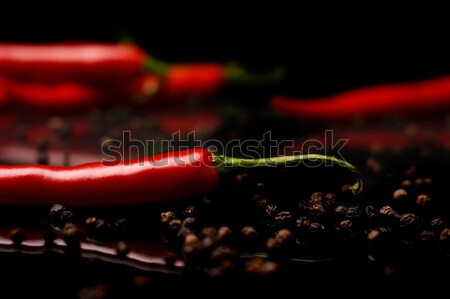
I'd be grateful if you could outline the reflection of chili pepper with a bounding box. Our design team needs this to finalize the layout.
[0,43,146,84]
[272,76,450,120]
[0,77,142,110]
[0,149,361,206]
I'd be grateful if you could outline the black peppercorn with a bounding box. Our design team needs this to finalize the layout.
[168,219,182,230]
[440,228,450,242]
[85,218,111,241]
[274,211,293,227]
[335,205,347,218]
[210,245,239,260]
[323,193,337,208]
[160,211,176,224]
[393,188,408,201]
[296,216,311,231]
[265,204,278,216]
[365,206,378,218]
[339,219,353,230]
[245,258,279,276]
[346,206,362,219]
[380,206,394,217]
[400,213,420,236]
[275,229,294,245]
[401,179,412,188]
[183,233,201,255]
[309,204,325,217]
[430,218,445,233]
[420,230,435,242]
[49,204,73,227]
[181,217,197,230]
[183,205,198,217]
[309,222,325,234]
[63,223,82,248]
[177,227,193,239]
[215,226,230,240]
[200,227,217,239]
[310,192,323,204]
[116,241,129,259]
[10,228,26,246]
[241,226,258,238]
[114,218,129,239]
[416,194,431,207]
[400,213,419,227]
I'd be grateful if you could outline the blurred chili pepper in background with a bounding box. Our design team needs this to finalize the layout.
[0,77,149,110]
[272,75,450,120]
[0,43,282,109]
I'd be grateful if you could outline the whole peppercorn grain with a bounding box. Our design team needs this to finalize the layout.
[309,204,325,217]
[274,211,293,227]
[416,194,431,207]
[346,206,362,219]
[380,206,394,217]
[310,192,323,204]
[393,189,408,201]
[160,211,176,224]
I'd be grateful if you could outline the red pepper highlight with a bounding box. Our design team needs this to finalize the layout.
[0,43,146,84]
[0,148,219,206]
[272,76,450,120]
[162,64,225,98]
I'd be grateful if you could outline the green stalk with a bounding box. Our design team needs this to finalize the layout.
[223,64,285,85]
[212,153,363,194]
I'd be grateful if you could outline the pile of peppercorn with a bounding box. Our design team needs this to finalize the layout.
[160,165,449,284]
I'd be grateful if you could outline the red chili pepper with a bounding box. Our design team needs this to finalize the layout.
[0,77,142,110]
[272,76,450,120]
[0,43,147,84]
[162,64,225,97]
[0,149,361,206]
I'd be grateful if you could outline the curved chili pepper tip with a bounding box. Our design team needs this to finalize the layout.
[272,75,450,120]
[210,152,363,194]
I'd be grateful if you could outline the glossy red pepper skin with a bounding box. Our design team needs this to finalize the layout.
[272,76,450,120]
[163,64,225,98]
[0,43,146,84]
[0,149,219,206]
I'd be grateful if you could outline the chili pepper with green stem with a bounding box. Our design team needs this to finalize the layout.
[0,148,362,206]
[272,75,450,120]
[0,43,283,98]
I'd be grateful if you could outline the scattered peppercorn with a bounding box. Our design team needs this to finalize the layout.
[416,194,431,207]
[160,211,176,224]
[274,211,293,227]
[63,223,82,248]
[183,205,198,217]
[113,241,128,259]
[244,258,279,276]
[346,206,362,219]
[335,205,347,218]
[380,206,394,217]
[309,204,325,217]
[430,218,445,233]
[310,192,323,204]
[393,189,408,201]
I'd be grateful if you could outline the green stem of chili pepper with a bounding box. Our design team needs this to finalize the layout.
[212,153,363,194]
